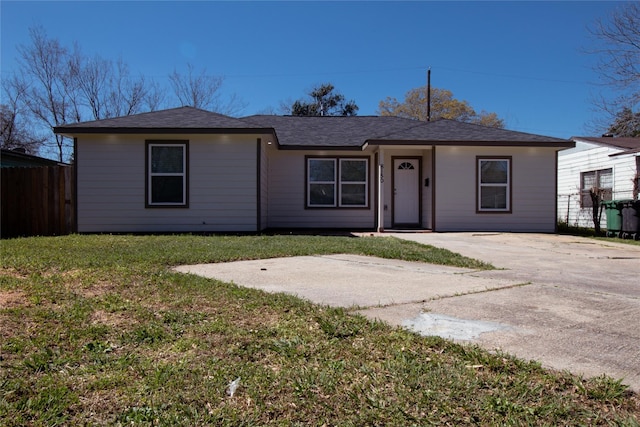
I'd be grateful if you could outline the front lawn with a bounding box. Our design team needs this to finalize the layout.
[1,234,638,425]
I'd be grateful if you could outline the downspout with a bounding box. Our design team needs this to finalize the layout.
[431,146,436,231]
[555,150,559,233]
[377,147,385,232]
[256,138,261,232]
[73,137,78,233]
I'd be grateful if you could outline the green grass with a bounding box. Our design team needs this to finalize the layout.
[1,234,638,425]
[558,221,640,246]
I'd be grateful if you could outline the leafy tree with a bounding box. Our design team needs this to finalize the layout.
[606,107,640,137]
[378,86,504,128]
[588,3,640,130]
[289,83,358,116]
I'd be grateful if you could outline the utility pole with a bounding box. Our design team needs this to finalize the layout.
[427,67,431,122]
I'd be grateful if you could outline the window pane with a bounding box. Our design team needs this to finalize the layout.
[341,183,366,206]
[341,160,366,182]
[309,184,335,205]
[151,176,184,203]
[581,190,594,208]
[398,162,415,170]
[480,186,507,209]
[599,169,613,189]
[582,171,596,190]
[152,146,183,173]
[309,159,335,182]
[480,160,508,184]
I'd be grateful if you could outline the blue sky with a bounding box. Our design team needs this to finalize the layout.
[0,1,630,139]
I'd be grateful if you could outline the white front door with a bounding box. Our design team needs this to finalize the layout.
[393,158,420,226]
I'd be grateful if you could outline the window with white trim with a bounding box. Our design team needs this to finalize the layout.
[580,168,612,208]
[477,157,511,212]
[147,141,188,207]
[307,157,368,208]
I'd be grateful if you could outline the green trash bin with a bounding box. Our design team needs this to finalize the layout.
[602,200,624,238]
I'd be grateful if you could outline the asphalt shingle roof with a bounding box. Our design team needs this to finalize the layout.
[374,119,570,144]
[572,136,640,152]
[242,115,424,148]
[54,106,572,148]
[54,106,270,133]
[243,115,570,147]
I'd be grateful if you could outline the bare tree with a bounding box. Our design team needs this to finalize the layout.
[169,63,223,110]
[15,26,76,161]
[588,3,640,131]
[10,26,169,160]
[143,80,166,112]
[68,48,110,120]
[104,59,149,118]
[70,50,153,120]
[0,103,46,154]
[168,63,245,115]
[589,187,606,235]
[9,26,248,161]
[1,76,46,153]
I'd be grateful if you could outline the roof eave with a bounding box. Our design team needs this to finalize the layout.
[609,147,640,157]
[365,139,574,148]
[278,144,365,151]
[53,127,276,136]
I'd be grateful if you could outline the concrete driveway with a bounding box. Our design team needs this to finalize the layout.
[174,233,640,391]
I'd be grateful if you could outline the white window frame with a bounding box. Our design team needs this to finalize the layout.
[477,157,511,212]
[339,158,369,207]
[306,157,369,208]
[147,141,188,207]
[307,158,337,207]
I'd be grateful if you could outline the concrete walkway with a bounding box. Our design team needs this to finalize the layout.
[174,233,640,391]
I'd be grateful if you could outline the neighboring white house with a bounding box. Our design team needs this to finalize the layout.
[557,136,640,229]
[55,106,573,234]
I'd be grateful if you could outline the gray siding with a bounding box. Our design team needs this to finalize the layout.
[77,134,258,232]
[435,146,558,232]
[260,137,270,230]
[266,149,376,229]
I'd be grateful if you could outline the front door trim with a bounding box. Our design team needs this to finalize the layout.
[391,156,422,228]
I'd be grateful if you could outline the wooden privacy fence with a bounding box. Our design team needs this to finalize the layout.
[1,166,74,238]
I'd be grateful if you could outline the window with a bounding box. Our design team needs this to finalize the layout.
[580,168,612,208]
[398,162,415,170]
[340,159,368,206]
[477,157,511,212]
[307,157,368,208]
[308,158,336,207]
[146,141,188,207]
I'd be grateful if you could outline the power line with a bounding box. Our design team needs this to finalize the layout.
[2,62,590,86]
